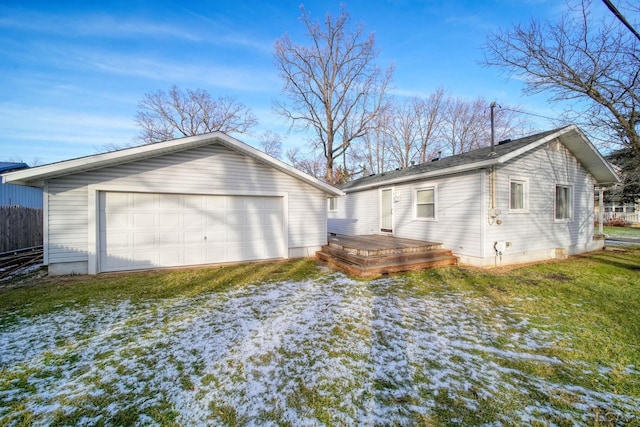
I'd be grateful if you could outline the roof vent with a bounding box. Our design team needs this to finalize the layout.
[498,138,512,145]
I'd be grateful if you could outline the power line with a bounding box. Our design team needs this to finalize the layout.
[500,107,560,122]
[601,0,640,41]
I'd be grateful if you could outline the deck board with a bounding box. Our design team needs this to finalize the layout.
[319,234,458,277]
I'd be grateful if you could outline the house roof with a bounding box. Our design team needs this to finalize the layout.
[341,125,619,193]
[0,162,29,173]
[1,132,344,196]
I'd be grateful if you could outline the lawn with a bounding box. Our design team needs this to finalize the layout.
[1,249,639,426]
[604,225,640,240]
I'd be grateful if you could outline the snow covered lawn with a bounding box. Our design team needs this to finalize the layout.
[1,267,639,425]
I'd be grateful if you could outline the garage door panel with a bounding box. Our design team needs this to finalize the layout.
[226,213,244,226]
[100,192,285,272]
[133,231,156,247]
[158,194,181,209]
[105,192,130,207]
[204,243,225,260]
[184,213,203,227]
[133,213,156,228]
[105,233,130,249]
[205,212,224,226]
[158,213,180,228]
[205,195,227,210]
[133,193,155,209]
[226,244,245,261]
[133,251,156,266]
[103,252,132,269]
[106,212,130,230]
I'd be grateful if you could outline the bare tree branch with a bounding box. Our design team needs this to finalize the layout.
[135,85,258,144]
[273,5,393,183]
[483,0,640,154]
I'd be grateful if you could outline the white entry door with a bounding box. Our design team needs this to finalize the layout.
[380,188,393,233]
[99,192,285,272]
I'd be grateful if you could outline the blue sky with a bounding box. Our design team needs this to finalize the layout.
[1,0,572,165]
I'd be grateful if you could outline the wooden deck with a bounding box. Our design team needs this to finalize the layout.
[316,234,458,278]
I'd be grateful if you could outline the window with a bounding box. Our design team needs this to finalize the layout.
[415,187,436,220]
[509,179,527,212]
[555,185,573,221]
[328,197,338,212]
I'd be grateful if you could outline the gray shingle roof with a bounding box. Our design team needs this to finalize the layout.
[340,127,568,191]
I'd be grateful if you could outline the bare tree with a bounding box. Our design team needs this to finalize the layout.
[383,91,447,168]
[437,96,533,156]
[135,85,258,144]
[259,131,283,159]
[285,146,325,179]
[273,6,393,183]
[416,88,446,163]
[356,116,392,175]
[1,156,43,167]
[483,0,640,155]
[441,97,487,155]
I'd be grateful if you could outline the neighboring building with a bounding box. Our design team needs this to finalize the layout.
[3,133,343,275]
[596,199,639,226]
[328,125,619,267]
[0,162,42,208]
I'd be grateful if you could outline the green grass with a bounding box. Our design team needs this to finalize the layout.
[603,225,640,239]
[1,250,640,425]
[0,259,320,323]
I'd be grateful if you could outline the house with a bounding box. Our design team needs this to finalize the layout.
[0,162,43,208]
[2,132,343,275]
[328,125,619,267]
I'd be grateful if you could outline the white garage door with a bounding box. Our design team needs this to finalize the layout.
[99,192,285,272]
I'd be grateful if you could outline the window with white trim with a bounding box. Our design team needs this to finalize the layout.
[509,179,527,212]
[555,185,573,221]
[415,187,436,220]
[328,196,338,212]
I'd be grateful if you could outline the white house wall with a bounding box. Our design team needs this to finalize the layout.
[329,140,601,268]
[328,190,378,235]
[483,141,598,266]
[391,172,484,258]
[46,144,327,274]
[328,171,484,259]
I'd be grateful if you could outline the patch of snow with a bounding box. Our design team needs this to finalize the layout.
[0,273,638,425]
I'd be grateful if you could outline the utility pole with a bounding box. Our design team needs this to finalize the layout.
[490,101,497,155]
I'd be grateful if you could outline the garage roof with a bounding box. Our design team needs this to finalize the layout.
[2,132,344,196]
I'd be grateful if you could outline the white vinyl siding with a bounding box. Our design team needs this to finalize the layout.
[46,144,328,267]
[488,142,594,257]
[394,172,484,257]
[327,191,378,235]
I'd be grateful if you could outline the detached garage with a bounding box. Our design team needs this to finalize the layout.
[2,132,342,275]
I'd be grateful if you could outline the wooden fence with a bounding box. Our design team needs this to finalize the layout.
[0,206,43,253]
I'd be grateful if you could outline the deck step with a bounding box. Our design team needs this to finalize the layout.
[319,245,454,267]
[317,249,458,278]
[327,236,443,257]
